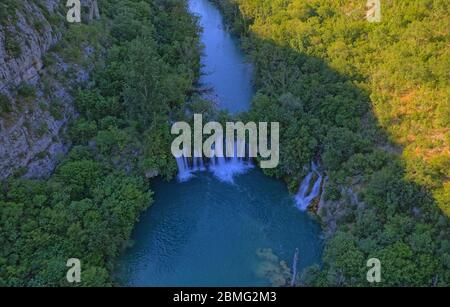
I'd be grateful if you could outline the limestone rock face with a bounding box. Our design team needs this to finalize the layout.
[317,181,362,238]
[0,1,90,179]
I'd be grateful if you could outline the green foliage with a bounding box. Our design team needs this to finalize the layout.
[4,32,21,58]
[94,127,129,155]
[69,0,200,177]
[56,160,104,199]
[140,128,177,181]
[0,0,200,286]
[323,128,370,172]
[68,118,98,145]
[0,1,19,25]
[34,20,45,34]
[58,22,103,64]
[323,232,366,284]
[49,99,64,120]
[17,83,36,99]
[75,90,123,121]
[122,38,172,127]
[0,167,151,286]
[43,53,56,68]
[216,0,450,286]
[0,94,12,115]
[218,0,449,197]
[36,122,48,137]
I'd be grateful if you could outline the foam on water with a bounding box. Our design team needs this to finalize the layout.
[295,162,323,211]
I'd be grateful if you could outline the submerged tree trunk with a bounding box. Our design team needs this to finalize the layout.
[291,248,299,287]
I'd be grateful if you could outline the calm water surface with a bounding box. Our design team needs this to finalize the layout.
[189,0,254,113]
[116,0,323,286]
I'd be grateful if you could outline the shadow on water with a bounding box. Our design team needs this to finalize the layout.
[117,0,449,287]
[116,0,324,287]
[188,0,254,113]
[211,0,449,286]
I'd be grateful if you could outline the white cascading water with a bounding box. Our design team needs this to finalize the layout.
[210,137,251,182]
[295,162,322,211]
[193,156,199,171]
[192,150,205,172]
[176,156,193,182]
[175,137,252,183]
[198,157,206,171]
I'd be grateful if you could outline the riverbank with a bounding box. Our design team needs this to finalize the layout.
[115,0,323,287]
[116,169,323,286]
[209,0,450,286]
[0,0,202,286]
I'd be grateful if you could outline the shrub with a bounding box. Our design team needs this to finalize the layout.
[34,20,45,34]
[68,118,97,145]
[49,99,64,120]
[17,83,36,99]
[36,122,48,137]
[38,101,48,112]
[4,33,21,58]
[0,94,12,115]
[0,0,20,26]
[37,151,48,159]
[43,53,56,67]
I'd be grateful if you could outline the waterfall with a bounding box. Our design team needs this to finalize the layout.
[193,156,205,172]
[176,156,193,182]
[209,137,253,183]
[175,137,253,183]
[193,157,199,171]
[295,162,322,211]
[198,157,205,170]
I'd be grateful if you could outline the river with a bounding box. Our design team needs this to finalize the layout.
[115,0,323,287]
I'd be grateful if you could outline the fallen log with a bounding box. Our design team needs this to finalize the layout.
[291,248,299,287]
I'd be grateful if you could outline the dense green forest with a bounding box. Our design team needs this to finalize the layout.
[215,0,449,286]
[0,0,200,286]
[0,0,448,287]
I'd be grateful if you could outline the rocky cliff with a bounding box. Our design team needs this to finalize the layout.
[0,0,93,179]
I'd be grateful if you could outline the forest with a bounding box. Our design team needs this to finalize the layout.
[0,0,448,287]
[0,0,201,286]
[214,0,449,286]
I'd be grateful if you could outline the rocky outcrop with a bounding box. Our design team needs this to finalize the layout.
[0,1,90,179]
[0,1,61,90]
[317,180,362,238]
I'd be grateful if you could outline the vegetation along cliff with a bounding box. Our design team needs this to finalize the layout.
[0,0,448,288]
[0,0,201,286]
[214,0,449,286]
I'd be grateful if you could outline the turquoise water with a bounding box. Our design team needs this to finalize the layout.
[189,0,254,113]
[117,170,323,286]
[116,0,323,286]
